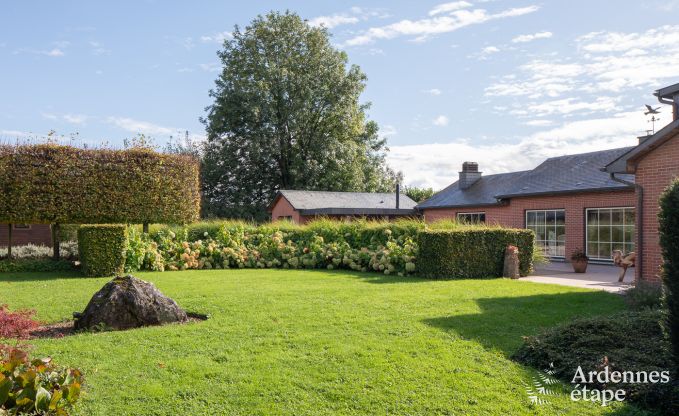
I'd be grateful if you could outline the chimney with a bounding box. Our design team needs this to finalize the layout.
[638,134,652,144]
[395,183,400,209]
[459,162,482,190]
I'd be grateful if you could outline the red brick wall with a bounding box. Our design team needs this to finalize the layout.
[422,189,636,262]
[0,224,53,247]
[270,196,303,223]
[635,130,679,282]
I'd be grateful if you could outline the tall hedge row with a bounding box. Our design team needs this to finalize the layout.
[0,144,200,224]
[417,229,534,278]
[78,225,128,276]
[659,180,679,373]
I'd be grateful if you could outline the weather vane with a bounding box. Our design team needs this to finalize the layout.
[645,104,661,134]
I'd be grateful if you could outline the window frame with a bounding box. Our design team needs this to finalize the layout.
[585,207,635,261]
[456,212,486,223]
[525,209,566,259]
[12,224,31,230]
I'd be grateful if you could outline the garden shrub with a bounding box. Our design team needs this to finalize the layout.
[78,225,127,277]
[0,346,83,415]
[0,305,39,340]
[416,229,534,278]
[0,243,78,261]
[0,144,200,224]
[128,219,531,279]
[514,310,678,414]
[625,281,663,311]
[659,179,679,374]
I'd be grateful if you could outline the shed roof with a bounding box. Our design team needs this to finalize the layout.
[269,189,417,215]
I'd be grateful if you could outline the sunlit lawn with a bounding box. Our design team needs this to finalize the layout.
[0,269,648,415]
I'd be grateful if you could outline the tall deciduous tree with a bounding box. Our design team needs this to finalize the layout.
[202,11,399,220]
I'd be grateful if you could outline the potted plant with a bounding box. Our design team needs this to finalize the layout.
[570,248,589,273]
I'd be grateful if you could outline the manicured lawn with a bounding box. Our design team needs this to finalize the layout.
[0,269,648,415]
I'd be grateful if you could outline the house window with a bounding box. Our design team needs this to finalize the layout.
[586,207,635,260]
[526,209,565,258]
[457,212,486,223]
[12,224,31,229]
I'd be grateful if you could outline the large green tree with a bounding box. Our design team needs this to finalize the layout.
[202,11,399,220]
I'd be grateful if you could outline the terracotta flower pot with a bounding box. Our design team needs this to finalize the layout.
[572,259,588,273]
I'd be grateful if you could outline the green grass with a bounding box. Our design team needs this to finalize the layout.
[0,270,650,415]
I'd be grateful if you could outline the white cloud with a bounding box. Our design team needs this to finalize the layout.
[511,31,552,43]
[381,125,397,137]
[512,96,621,117]
[344,5,539,46]
[487,25,679,100]
[433,115,449,126]
[44,48,64,57]
[309,14,360,29]
[524,119,554,127]
[199,62,221,72]
[429,1,473,16]
[423,88,442,95]
[41,113,88,124]
[200,31,232,44]
[106,117,175,136]
[389,111,647,188]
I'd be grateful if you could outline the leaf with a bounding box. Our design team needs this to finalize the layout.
[0,376,11,406]
[35,386,51,411]
[49,388,63,410]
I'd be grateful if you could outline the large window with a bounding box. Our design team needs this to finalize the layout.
[526,209,566,258]
[457,212,486,223]
[586,207,635,260]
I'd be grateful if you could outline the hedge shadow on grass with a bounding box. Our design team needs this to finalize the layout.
[0,270,85,282]
[422,290,625,356]
[322,269,433,284]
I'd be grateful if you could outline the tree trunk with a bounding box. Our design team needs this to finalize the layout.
[7,224,12,259]
[143,223,149,234]
[52,223,60,260]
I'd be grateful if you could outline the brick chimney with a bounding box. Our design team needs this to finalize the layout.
[459,162,482,190]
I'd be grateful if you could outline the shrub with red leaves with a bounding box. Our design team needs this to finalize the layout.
[0,304,39,339]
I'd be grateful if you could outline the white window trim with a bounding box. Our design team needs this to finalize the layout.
[585,207,635,261]
[525,209,566,259]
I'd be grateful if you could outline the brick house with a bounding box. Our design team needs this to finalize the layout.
[419,82,679,282]
[0,224,53,248]
[604,82,679,282]
[269,189,417,223]
[417,150,637,262]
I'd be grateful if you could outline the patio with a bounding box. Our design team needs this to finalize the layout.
[522,261,633,293]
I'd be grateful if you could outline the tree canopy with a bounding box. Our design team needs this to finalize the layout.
[202,11,399,220]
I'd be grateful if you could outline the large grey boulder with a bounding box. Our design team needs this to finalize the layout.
[74,275,187,330]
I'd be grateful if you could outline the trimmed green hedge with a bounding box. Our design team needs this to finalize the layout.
[0,144,200,224]
[78,225,128,276]
[417,229,534,278]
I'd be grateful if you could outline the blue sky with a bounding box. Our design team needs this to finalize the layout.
[2,1,679,188]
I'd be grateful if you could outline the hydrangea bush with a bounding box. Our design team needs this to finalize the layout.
[125,220,420,276]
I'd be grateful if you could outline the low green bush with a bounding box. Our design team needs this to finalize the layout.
[0,346,83,414]
[0,242,78,261]
[514,310,678,414]
[625,281,663,311]
[416,229,534,278]
[0,259,75,273]
[78,225,127,277]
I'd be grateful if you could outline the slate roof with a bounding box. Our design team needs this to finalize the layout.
[418,147,635,209]
[270,189,417,215]
[417,170,530,209]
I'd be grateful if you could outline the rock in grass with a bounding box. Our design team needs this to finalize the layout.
[74,275,187,330]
